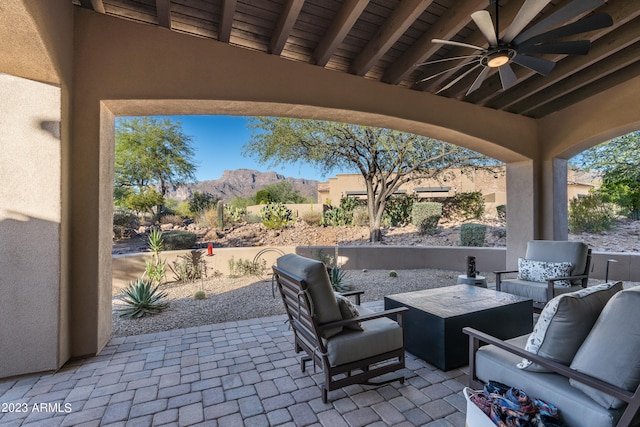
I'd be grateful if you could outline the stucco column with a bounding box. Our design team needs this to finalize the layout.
[505,158,569,269]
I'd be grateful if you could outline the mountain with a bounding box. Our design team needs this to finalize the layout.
[163,169,319,202]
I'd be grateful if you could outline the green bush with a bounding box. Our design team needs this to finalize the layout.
[411,202,442,235]
[159,214,183,225]
[188,191,217,215]
[113,210,140,228]
[389,270,398,278]
[460,223,487,247]
[444,192,485,221]
[260,203,293,230]
[162,230,197,250]
[496,204,507,222]
[383,194,416,226]
[322,207,352,226]
[194,291,207,300]
[569,193,615,232]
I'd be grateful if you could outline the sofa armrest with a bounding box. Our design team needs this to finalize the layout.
[494,269,518,291]
[318,307,408,331]
[463,327,637,406]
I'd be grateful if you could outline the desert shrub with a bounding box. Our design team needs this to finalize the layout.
[194,291,207,300]
[196,206,218,228]
[302,209,323,226]
[460,223,487,247]
[329,267,351,292]
[389,270,398,278]
[256,189,271,204]
[383,194,416,226]
[162,230,197,250]
[245,214,262,224]
[322,207,352,226]
[352,207,369,226]
[444,192,485,221]
[260,203,293,230]
[113,210,140,228]
[116,278,168,318]
[159,214,183,225]
[188,191,217,215]
[411,202,442,235]
[174,201,193,218]
[224,205,247,223]
[228,257,266,277]
[496,204,507,222]
[169,250,206,283]
[569,193,615,232]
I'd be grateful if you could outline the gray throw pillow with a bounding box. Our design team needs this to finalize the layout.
[518,282,623,372]
[334,293,363,331]
[570,286,640,409]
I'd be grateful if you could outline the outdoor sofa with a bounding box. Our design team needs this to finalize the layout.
[465,282,640,427]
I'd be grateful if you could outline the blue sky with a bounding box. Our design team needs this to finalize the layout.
[141,115,353,182]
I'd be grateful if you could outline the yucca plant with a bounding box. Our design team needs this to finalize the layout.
[329,267,351,292]
[116,278,169,318]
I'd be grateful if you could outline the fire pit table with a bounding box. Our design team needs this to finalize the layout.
[384,285,532,371]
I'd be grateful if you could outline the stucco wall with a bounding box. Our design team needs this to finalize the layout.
[0,75,63,377]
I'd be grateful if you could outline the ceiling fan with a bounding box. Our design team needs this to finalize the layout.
[417,0,613,96]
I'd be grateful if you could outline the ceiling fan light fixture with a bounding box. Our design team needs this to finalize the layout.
[482,49,515,68]
[487,55,509,67]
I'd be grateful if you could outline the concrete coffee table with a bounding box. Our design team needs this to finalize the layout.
[384,285,533,371]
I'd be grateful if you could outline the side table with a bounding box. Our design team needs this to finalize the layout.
[457,274,487,288]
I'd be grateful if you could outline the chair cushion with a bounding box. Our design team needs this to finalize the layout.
[325,306,403,367]
[570,286,640,409]
[476,335,624,427]
[276,254,343,338]
[525,240,589,285]
[517,258,573,287]
[499,279,580,303]
[335,293,363,331]
[518,282,623,372]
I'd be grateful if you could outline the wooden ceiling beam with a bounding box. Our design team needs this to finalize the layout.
[79,0,105,14]
[269,0,305,55]
[312,0,370,67]
[382,0,486,85]
[219,0,237,43]
[528,60,640,118]
[349,0,433,76]
[510,42,640,116]
[156,0,171,29]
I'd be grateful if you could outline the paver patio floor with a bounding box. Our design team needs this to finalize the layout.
[0,302,469,426]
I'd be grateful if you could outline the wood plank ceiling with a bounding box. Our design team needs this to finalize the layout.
[75,0,640,118]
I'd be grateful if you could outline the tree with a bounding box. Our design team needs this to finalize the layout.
[574,131,640,220]
[243,117,494,241]
[188,191,217,215]
[115,117,197,213]
[260,181,310,204]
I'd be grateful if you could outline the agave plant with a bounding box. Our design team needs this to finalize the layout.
[329,266,351,292]
[116,278,169,318]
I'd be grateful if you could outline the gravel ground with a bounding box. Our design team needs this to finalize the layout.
[111,269,638,338]
[111,269,496,338]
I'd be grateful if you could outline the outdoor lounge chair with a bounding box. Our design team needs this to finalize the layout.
[273,254,408,403]
[495,240,591,310]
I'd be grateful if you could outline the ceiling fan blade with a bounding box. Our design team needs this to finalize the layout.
[466,67,491,96]
[498,64,517,91]
[511,54,555,75]
[415,60,479,84]
[415,55,482,67]
[471,10,498,46]
[503,0,552,43]
[517,13,613,47]
[436,64,483,94]
[432,39,485,51]
[513,0,606,45]
[518,40,590,55]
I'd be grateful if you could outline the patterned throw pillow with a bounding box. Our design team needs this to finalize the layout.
[334,293,363,331]
[517,258,573,287]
